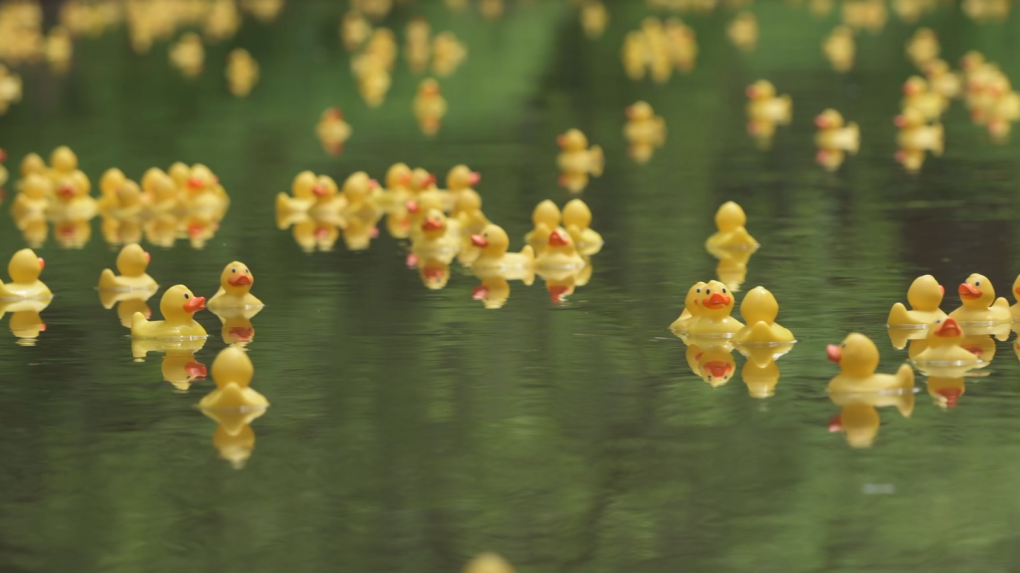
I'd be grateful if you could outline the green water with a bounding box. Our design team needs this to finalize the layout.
[3,1,1020,572]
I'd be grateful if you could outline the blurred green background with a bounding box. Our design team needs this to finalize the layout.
[3,1,1020,572]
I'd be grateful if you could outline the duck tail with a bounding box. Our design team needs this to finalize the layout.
[98,268,117,290]
[993,297,1010,310]
[895,392,916,418]
[846,122,860,154]
[130,311,147,335]
[895,363,916,392]
[886,302,913,326]
[275,192,292,213]
[747,320,776,343]
[589,145,604,177]
[930,123,945,156]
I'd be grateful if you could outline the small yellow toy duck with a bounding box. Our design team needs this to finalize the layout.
[198,346,269,410]
[670,281,707,333]
[341,10,372,51]
[524,200,561,253]
[887,274,946,326]
[727,11,758,51]
[308,175,343,218]
[99,243,157,291]
[316,107,352,155]
[97,168,127,214]
[50,170,97,220]
[733,286,795,345]
[814,109,860,154]
[827,333,914,394]
[912,317,984,366]
[562,199,604,256]
[48,146,80,182]
[131,285,207,339]
[623,101,666,163]
[949,273,1011,324]
[822,25,855,72]
[12,174,51,218]
[444,164,480,209]
[471,224,535,282]
[905,27,939,69]
[226,48,259,97]
[535,228,586,273]
[901,76,946,120]
[923,59,962,100]
[276,171,317,216]
[581,1,608,39]
[0,249,50,300]
[414,78,447,137]
[404,18,431,74]
[687,280,744,337]
[746,80,792,125]
[705,201,758,251]
[556,129,604,190]
[412,208,461,259]
[208,262,263,309]
[895,107,944,155]
[169,32,205,79]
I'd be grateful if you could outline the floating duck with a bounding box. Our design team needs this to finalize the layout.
[949,273,1011,324]
[814,109,860,160]
[887,274,946,327]
[687,280,744,337]
[276,171,317,217]
[621,30,650,80]
[404,18,431,74]
[0,298,50,345]
[895,106,944,156]
[414,78,447,136]
[199,346,269,410]
[338,171,380,214]
[663,19,698,73]
[912,317,984,368]
[706,201,758,251]
[746,80,792,125]
[902,76,946,120]
[623,101,666,163]
[97,168,127,214]
[905,27,939,68]
[226,48,259,97]
[524,200,561,253]
[316,108,352,155]
[727,11,758,51]
[131,284,207,339]
[471,224,535,283]
[822,25,855,72]
[580,1,608,39]
[562,199,603,256]
[48,146,81,183]
[535,228,586,273]
[670,281,707,333]
[169,32,204,78]
[49,170,96,221]
[431,31,467,77]
[0,249,50,300]
[99,243,157,291]
[827,333,914,394]
[341,10,373,51]
[208,262,263,309]
[444,164,480,208]
[308,175,343,219]
[556,129,604,191]
[734,286,794,345]
[922,59,962,100]
[412,208,461,260]
[12,173,51,218]
[141,168,182,215]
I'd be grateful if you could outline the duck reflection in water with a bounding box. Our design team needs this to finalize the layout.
[199,347,269,469]
[0,298,50,345]
[132,338,208,391]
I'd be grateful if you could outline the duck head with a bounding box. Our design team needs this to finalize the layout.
[20,153,46,177]
[342,171,374,203]
[684,281,708,317]
[291,170,317,200]
[187,164,217,193]
[714,201,747,233]
[927,317,963,347]
[446,164,481,191]
[907,274,944,311]
[556,129,589,152]
[739,286,779,324]
[420,208,448,239]
[100,168,127,198]
[471,224,510,257]
[55,172,87,201]
[50,146,78,173]
[418,78,441,97]
[409,168,437,193]
[958,273,994,308]
[211,346,254,389]
[830,404,880,448]
[385,162,412,189]
[116,243,151,277]
[8,248,44,284]
[531,200,561,229]
[902,75,929,97]
[546,227,578,254]
[20,174,51,200]
[168,162,191,189]
[893,106,926,129]
[453,188,483,218]
[814,108,845,129]
[827,332,880,377]
[473,277,511,309]
[698,280,734,318]
[219,261,254,294]
[745,79,776,100]
[160,284,205,322]
[625,101,654,121]
[562,199,593,231]
[311,175,339,203]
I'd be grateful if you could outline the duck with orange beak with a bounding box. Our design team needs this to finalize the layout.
[949,273,1010,324]
[0,249,51,300]
[687,280,744,337]
[411,208,461,261]
[470,224,535,284]
[131,284,207,339]
[670,281,707,334]
[209,262,263,309]
[535,228,586,273]
[827,333,914,394]
[912,317,985,366]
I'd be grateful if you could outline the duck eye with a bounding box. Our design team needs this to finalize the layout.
[706,289,711,295]
[184,293,190,299]
[231,268,236,273]
[841,343,846,348]
[722,288,727,294]
[696,288,701,293]
[245,268,249,274]
[936,319,942,323]
[976,281,981,286]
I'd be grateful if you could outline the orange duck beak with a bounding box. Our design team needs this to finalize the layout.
[814,115,828,128]
[421,218,444,232]
[472,285,488,300]
[745,85,758,98]
[228,274,252,286]
[548,230,568,247]
[894,114,907,128]
[827,344,842,363]
[57,184,75,198]
[828,414,843,432]
[471,235,488,248]
[183,296,206,313]
[405,200,420,214]
[144,252,151,263]
[37,257,45,270]
[959,283,982,300]
[549,285,570,302]
[934,317,961,337]
[312,184,327,197]
[187,176,204,190]
[185,360,207,379]
[704,361,731,378]
[703,292,730,310]
[468,171,481,186]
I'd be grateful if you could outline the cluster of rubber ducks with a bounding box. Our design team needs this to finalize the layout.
[275,163,604,306]
[672,200,1020,448]
[621,16,699,83]
[8,146,229,250]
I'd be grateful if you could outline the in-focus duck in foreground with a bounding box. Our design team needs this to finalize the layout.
[827,333,914,394]
[131,284,207,339]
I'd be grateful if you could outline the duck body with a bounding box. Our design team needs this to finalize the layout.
[208,262,263,309]
[733,286,794,345]
[949,274,1011,324]
[131,284,207,339]
[827,332,915,394]
[0,249,51,300]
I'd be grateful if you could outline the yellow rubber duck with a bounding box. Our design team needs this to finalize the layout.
[414,78,447,137]
[746,80,792,125]
[687,280,744,337]
[47,146,80,182]
[339,171,381,215]
[0,249,50,300]
[887,274,946,326]
[623,101,666,150]
[562,199,603,256]
[12,173,51,218]
[308,175,343,219]
[905,27,939,69]
[315,107,352,155]
[706,201,758,251]
[827,333,915,394]
[901,76,946,120]
[894,106,944,155]
[50,170,96,220]
[841,0,888,33]
[404,18,431,74]
[444,164,480,210]
[208,262,263,309]
[141,168,182,215]
[524,200,561,253]
[556,129,604,183]
[341,10,372,51]
[169,32,204,79]
[432,31,467,77]
[378,162,412,212]
[412,208,461,259]
[734,286,795,345]
[470,224,535,282]
[670,281,707,332]
[912,317,984,365]
[535,228,586,272]
[452,188,488,237]
[822,25,855,73]
[97,168,127,214]
[99,243,156,291]
[131,285,207,339]
[814,109,860,154]
[923,59,962,100]
[198,346,269,410]
[226,48,259,97]
[727,11,758,51]
[276,171,317,216]
[949,273,1011,324]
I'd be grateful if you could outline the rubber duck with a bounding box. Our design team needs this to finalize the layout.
[814,109,860,154]
[562,199,603,256]
[276,171,317,217]
[444,164,480,208]
[197,346,269,413]
[212,306,260,346]
[556,129,604,188]
[471,224,535,282]
[308,175,343,218]
[208,262,263,309]
[341,10,372,51]
[639,18,672,84]
[727,11,757,51]
[182,164,229,216]
[431,31,467,77]
[97,168,127,214]
[378,162,413,212]
[822,26,855,72]
[581,1,608,39]
[706,201,758,251]
[0,249,50,300]
[12,173,51,218]
[902,76,946,120]
[169,32,204,78]
[664,18,698,73]
[893,0,927,22]
[733,286,795,345]
[412,208,461,260]
[623,101,667,163]
[895,107,944,155]
[524,200,561,254]
[226,48,259,97]
[404,18,431,74]
[670,281,707,333]
[49,170,96,221]
[841,0,888,33]
[48,146,80,182]
[535,228,586,273]
[949,273,1011,324]
[141,168,182,215]
[746,80,792,125]
[826,333,914,394]
[909,317,985,367]
[687,280,744,337]
[131,285,207,339]
[905,27,939,69]
[98,243,157,291]
[316,107,352,155]
[886,274,946,327]
[414,78,447,137]
[621,30,649,81]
